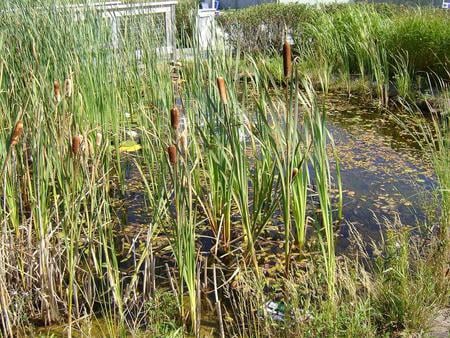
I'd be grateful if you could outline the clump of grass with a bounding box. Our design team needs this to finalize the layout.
[396,78,450,238]
[369,220,449,334]
[1,2,447,337]
[386,10,450,78]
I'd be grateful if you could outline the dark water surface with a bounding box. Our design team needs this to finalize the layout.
[323,94,436,249]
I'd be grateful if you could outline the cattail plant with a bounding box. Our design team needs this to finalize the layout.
[54,80,61,103]
[96,132,102,147]
[282,38,294,274]
[168,145,177,165]
[179,133,188,154]
[170,107,180,130]
[1,120,24,180]
[283,40,292,79]
[292,160,309,251]
[291,167,299,181]
[10,120,23,146]
[216,77,228,105]
[64,76,73,98]
[72,135,82,155]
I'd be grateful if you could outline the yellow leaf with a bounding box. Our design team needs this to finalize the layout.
[119,143,142,153]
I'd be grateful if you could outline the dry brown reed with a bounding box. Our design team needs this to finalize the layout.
[95,132,102,147]
[64,77,73,98]
[54,80,61,103]
[179,133,188,154]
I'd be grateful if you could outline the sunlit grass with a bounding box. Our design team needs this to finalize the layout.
[0,1,448,337]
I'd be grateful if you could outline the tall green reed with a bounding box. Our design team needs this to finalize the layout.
[167,110,198,333]
[0,2,172,334]
[0,2,346,335]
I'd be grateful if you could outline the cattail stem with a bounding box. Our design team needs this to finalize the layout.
[283,38,293,275]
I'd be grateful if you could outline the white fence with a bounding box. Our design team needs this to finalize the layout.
[3,1,223,57]
[70,1,178,55]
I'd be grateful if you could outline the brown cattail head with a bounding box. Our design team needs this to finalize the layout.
[170,107,180,130]
[10,121,24,146]
[54,80,61,103]
[216,77,228,105]
[64,77,73,98]
[291,167,299,180]
[167,145,177,165]
[283,40,292,79]
[72,135,82,155]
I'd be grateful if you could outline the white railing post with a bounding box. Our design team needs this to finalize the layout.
[165,5,174,55]
[111,15,119,50]
[170,3,177,58]
[197,9,216,51]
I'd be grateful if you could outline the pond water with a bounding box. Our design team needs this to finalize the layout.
[323,94,436,250]
[117,93,437,252]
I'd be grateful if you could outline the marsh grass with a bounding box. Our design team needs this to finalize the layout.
[396,76,450,237]
[0,1,448,337]
[224,217,449,337]
[0,1,169,335]
[224,5,449,106]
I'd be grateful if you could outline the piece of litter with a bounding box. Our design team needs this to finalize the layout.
[264,301,286,321]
